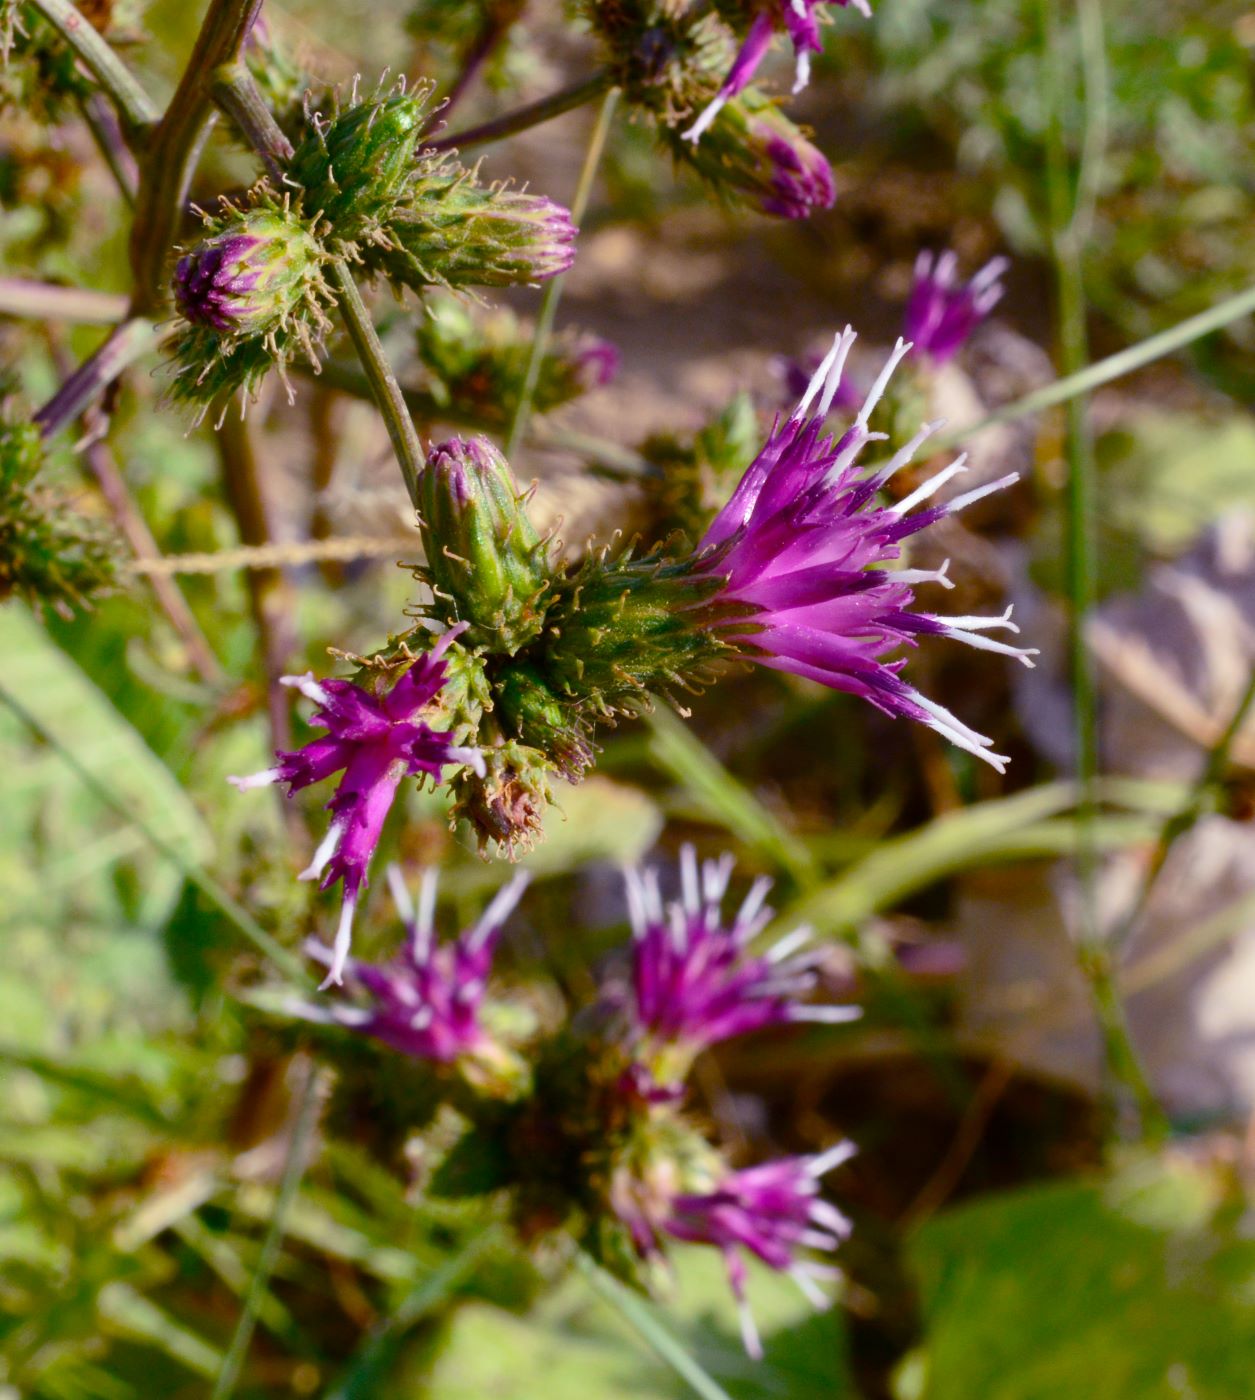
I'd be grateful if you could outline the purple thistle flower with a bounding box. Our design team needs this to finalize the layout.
[757,125,836,219]
[174,234,266,332]
[692,327,1037,771]
[903,250,1009,365]
[664,1144,856,1357]
[295,866,528,1062]
[624,846,859,1076]
[572,336,621,391]
[229,627,484,987]
[686,0,872,143]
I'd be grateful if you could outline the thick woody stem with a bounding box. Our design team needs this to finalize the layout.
[128,0,264,313]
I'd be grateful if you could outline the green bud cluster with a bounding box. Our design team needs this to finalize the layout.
[417,436,554,655]
[242,12,308,137]
[0,419,117,617]
[585,0,729,125]
[407,297,616,432]
[289,83,427,244]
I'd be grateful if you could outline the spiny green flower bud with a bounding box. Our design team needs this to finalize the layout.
[173,208,321,335]
[290,82,429,244]
[417,436,555,655]
[449,739,556,854]
[663,85,835,219]
[586,0,727,124]
[540,545,732,717]
[166,195,332,416]
[493,664,593,780]
[408,297,618,432]
[0,420,117,617]
[371,174,576,291]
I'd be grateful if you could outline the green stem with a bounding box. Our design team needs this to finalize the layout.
[129,0,264,313]
[79,91,139,204]
[574,1254,734,1400]
[1111,667,1255,953]
[28,0,159,133]
[32,316,159,438]
[0,679,305,981]
[933,282,1255,452]
[505,86,619,459]
[209,1065,322,1400]
[328,260,424,507]
[210,61,293,184]
[428,71,612,153]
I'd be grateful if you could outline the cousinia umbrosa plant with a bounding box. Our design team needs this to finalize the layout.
[2,0,1055,1374]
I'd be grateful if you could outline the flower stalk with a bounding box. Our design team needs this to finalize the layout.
[28,0,159,135]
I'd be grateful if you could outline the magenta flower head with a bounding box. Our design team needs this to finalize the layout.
[903,250,1010,365]
[623,846,858,1086]
[173,208,321,335]
[686,0,872,143]
[230,627,484,987]
[296,866,528,1067]
[664,1145,856,1357]
[691,328,1038,770]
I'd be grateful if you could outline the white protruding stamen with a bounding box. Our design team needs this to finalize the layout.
[910,692,1009,772]
[682,93,727,144]
[796,326,857,420]
[869,418,945,487]
[409,1006,433,1031]
[946,471,1019,515]
[386,864,414,925]
[890,455,969,516]
[467,872,530,951]
[895,560,954,589]
[816,327,861,418]
[939,626,1039,667]
[413,867,438,962]
[680,844,701,915]
[792,50,811,93]
[668,903,689,954]
[280,671,331,708]
[791,1266,832,1311]
[298,819,344,882]
[809,1140,858,1176]
[228,767,281,791]
[766,926,814,963]
[738,1297,763,1361]
[970,255,1010,296]
[319,896,357,989]
[702,852,735,909]
[624,867,648,939]
[856,338,913,429]
[448,744,486,778]
[734,876,774,943]
[791,1005,863,1024]
[810,1198,854,1237]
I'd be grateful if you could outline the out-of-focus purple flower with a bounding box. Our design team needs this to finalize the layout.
[664,1145,856,1356]
[294,866,528,1061]
[229,628,484,987]
[572,336,621,390]
[692,327,1037,771]
[903,250,1009,365]
[624,847,858,1079]
[686,0,871,143]
[757,124,835,219]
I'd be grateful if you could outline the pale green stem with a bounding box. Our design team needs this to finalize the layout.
[506,87,620,459]
[0,277,129,324]
[328,261,424,508]
[0,679,306,981]
[209,1065,322,1400]
[129,0,263,312]
[28,0,158,133]
[32,316,159,438]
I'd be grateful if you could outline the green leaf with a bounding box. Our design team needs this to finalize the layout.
[908,1157,1255,1399]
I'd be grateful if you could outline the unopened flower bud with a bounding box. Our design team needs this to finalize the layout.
[376,180,576,291]
[173,208,321,335]
[667,88,834,219]
[417,436,554,654]
[493,663,594,780]
[291,85,427,242]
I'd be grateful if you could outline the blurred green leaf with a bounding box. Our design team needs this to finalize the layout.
[908,1157,1255,1399]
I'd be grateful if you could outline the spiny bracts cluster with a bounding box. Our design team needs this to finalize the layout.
[232,330,1033,969]
[279,849,860,1358]
[167,77,576,415]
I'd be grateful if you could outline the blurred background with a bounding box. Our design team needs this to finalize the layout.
[4,0,1255,1395]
